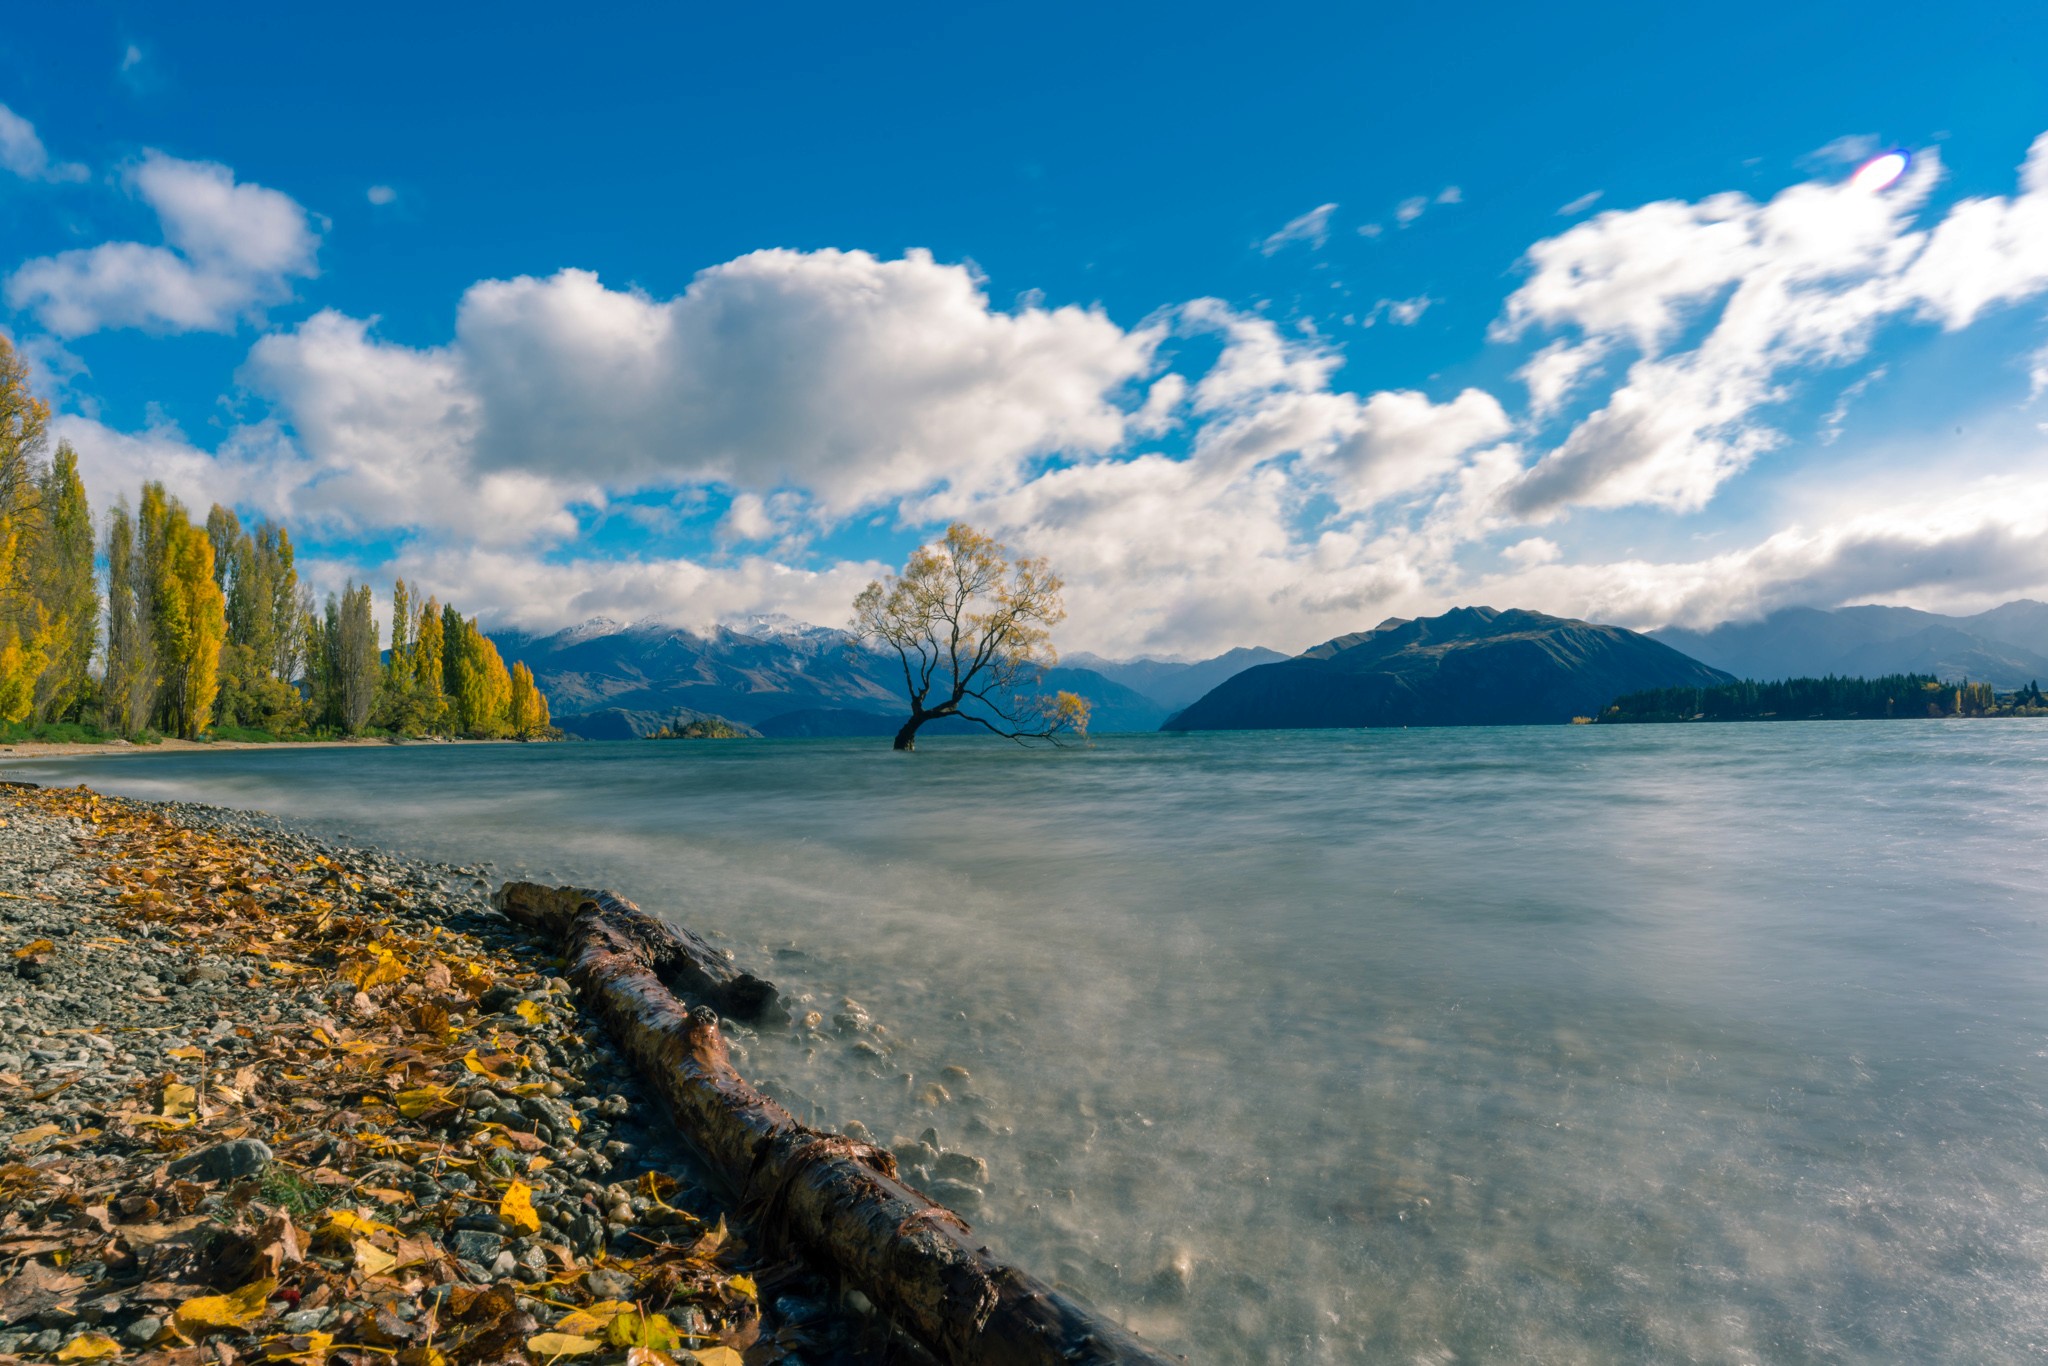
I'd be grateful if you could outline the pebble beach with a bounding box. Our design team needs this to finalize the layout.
[0,781,884,1365]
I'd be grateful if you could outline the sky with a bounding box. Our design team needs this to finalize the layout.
[5,2,2048,658]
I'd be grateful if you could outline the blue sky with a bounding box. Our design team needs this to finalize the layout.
[5,1,2048,656]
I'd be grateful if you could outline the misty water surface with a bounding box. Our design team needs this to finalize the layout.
[13,722,2048,1363]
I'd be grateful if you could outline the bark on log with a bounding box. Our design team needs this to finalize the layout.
[496,881,784,1024]
[493,881,1179,1366]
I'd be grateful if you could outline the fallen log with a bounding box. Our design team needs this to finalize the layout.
[494,881,1178,1366]
[498,881,784,1024]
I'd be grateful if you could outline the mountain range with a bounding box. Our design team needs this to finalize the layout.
[492,599,2048,740]
[489,618,1269,739]
[1163,607,1733,731]
[1651,601,2048,690]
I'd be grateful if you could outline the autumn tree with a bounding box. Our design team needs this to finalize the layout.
[0,333,56,724]
[507,661,550,738]
[852,522,1088,751]
[101,502,153,735]
[30,444,95,720]
[450,615,513,736]
[133,484,225,739]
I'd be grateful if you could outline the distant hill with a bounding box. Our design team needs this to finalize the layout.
[1652,601,2048,690]
[1068,646,1291,710]
[490,619,1244,738]
[1164,607,1734,731]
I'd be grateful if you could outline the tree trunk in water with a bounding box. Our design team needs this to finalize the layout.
[493,882,1179,1366]
[894,713,924,751]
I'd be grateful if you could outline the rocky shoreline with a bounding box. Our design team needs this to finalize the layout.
[0,782,886,1364]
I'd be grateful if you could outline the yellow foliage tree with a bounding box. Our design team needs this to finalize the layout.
[0,333,54,724]
[452,617,513,737]
[507,661,550,739]
[852,522,1089,751]
[138,484,226,739]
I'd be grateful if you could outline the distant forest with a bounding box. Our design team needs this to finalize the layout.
[0,336,553,743]
[1600,674,2048,723]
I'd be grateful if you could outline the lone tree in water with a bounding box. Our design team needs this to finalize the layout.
[853,523,1090,751]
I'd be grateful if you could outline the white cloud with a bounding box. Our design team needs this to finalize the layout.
[1395,196,1429,225]
[0,104,86,183]
[7,152,319,335]
[1496,134,2048,517]
[1557,190,1602,216]
[1364,295,1434,327]
[1357,223,1383,239]
[1516,337,1610,419]
[1259,203,1337,255]
[367,184,396,206]
[1501,536,1560,567]
[1436,186,1463,205]
[2031,340,2048,399]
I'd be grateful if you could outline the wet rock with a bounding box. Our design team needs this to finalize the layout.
[123,1317,164,1346]
[933,1151,988,1184]
[168,1137,273,1182]
[927,1177,984,1214]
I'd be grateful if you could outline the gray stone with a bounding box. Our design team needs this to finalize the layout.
[449,1228,505,1263]
[927,1177,985,1214]
[934,1151,988,1183]
[28,1330,62,1355]
[167,1137,273,1182]
[584,1268,635,1300]
[278,1309,331,1333]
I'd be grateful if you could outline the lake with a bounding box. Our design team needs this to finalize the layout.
[11,722,2048,1363]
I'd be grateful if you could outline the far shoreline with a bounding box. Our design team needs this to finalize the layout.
[0,735,525,761]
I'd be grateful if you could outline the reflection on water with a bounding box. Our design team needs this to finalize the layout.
[15,722,2048,1362]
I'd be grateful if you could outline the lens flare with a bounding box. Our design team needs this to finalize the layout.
[1850,151,1909,193]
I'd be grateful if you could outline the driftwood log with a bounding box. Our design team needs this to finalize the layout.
[493,882,1177,1366]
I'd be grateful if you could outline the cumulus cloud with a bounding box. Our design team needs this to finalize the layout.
[0,104,87,183]
[1496,134,2048,517]
[1259,203,1338,255]
[7,153,318,335]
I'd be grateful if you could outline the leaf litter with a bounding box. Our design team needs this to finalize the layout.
[0,785,879,1365]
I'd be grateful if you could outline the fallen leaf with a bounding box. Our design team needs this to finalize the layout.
[526,1332,604,1358]
[683,1350,744,1366]
[159,1083,196,1119]
[607,1311,682,1351]
[166,1046,205,1062]
[513,1000,548,1026]
[55,1331,123,1359]
[726,1274,756,1300]
[11,939,53,959]
[499,1179,541,1236]
[173,1276,277,1333]
[350,1238,396,1278]
[7,1123,62,1147]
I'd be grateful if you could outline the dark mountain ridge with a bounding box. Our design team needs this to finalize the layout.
[1165,607,1734,731]
[1652,601,2048,690]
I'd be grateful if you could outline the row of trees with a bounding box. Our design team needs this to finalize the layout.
[0,334,552,741]
[1599,674,2041,723]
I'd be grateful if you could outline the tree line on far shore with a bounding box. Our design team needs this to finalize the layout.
[1599,673,2048,723]
[0,335,552,742]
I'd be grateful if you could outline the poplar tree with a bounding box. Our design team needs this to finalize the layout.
[0,333,54,724]
[508,661,550,738]
[101,503,153,736]
[413,596,447,733]
[451,616,512,737]
[336,581,380,733]
[29,444,94,721]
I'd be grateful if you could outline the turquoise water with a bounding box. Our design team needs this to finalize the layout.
[12,723,2048,1363]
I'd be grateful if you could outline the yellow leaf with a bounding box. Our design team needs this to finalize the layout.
[160,1083,196,1118]
[526,1333,605,1358]
[167,1046,205,1061]
[11,939,53,959]
[550,1310,614,1335]
[726,1274,756,1299]
[319,1208,398,1239]
[684,1350,745,1366]
[607,1312,681,1351]
[259,1330,333,1363]
[514,999,548,1025]
[56,1332,123,1360]
[351,1238,397,1277]
[174,1277,277,1332]
[8,1123,61,1147]
[500,1179,542,1236]
[395,1086,452,1118]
